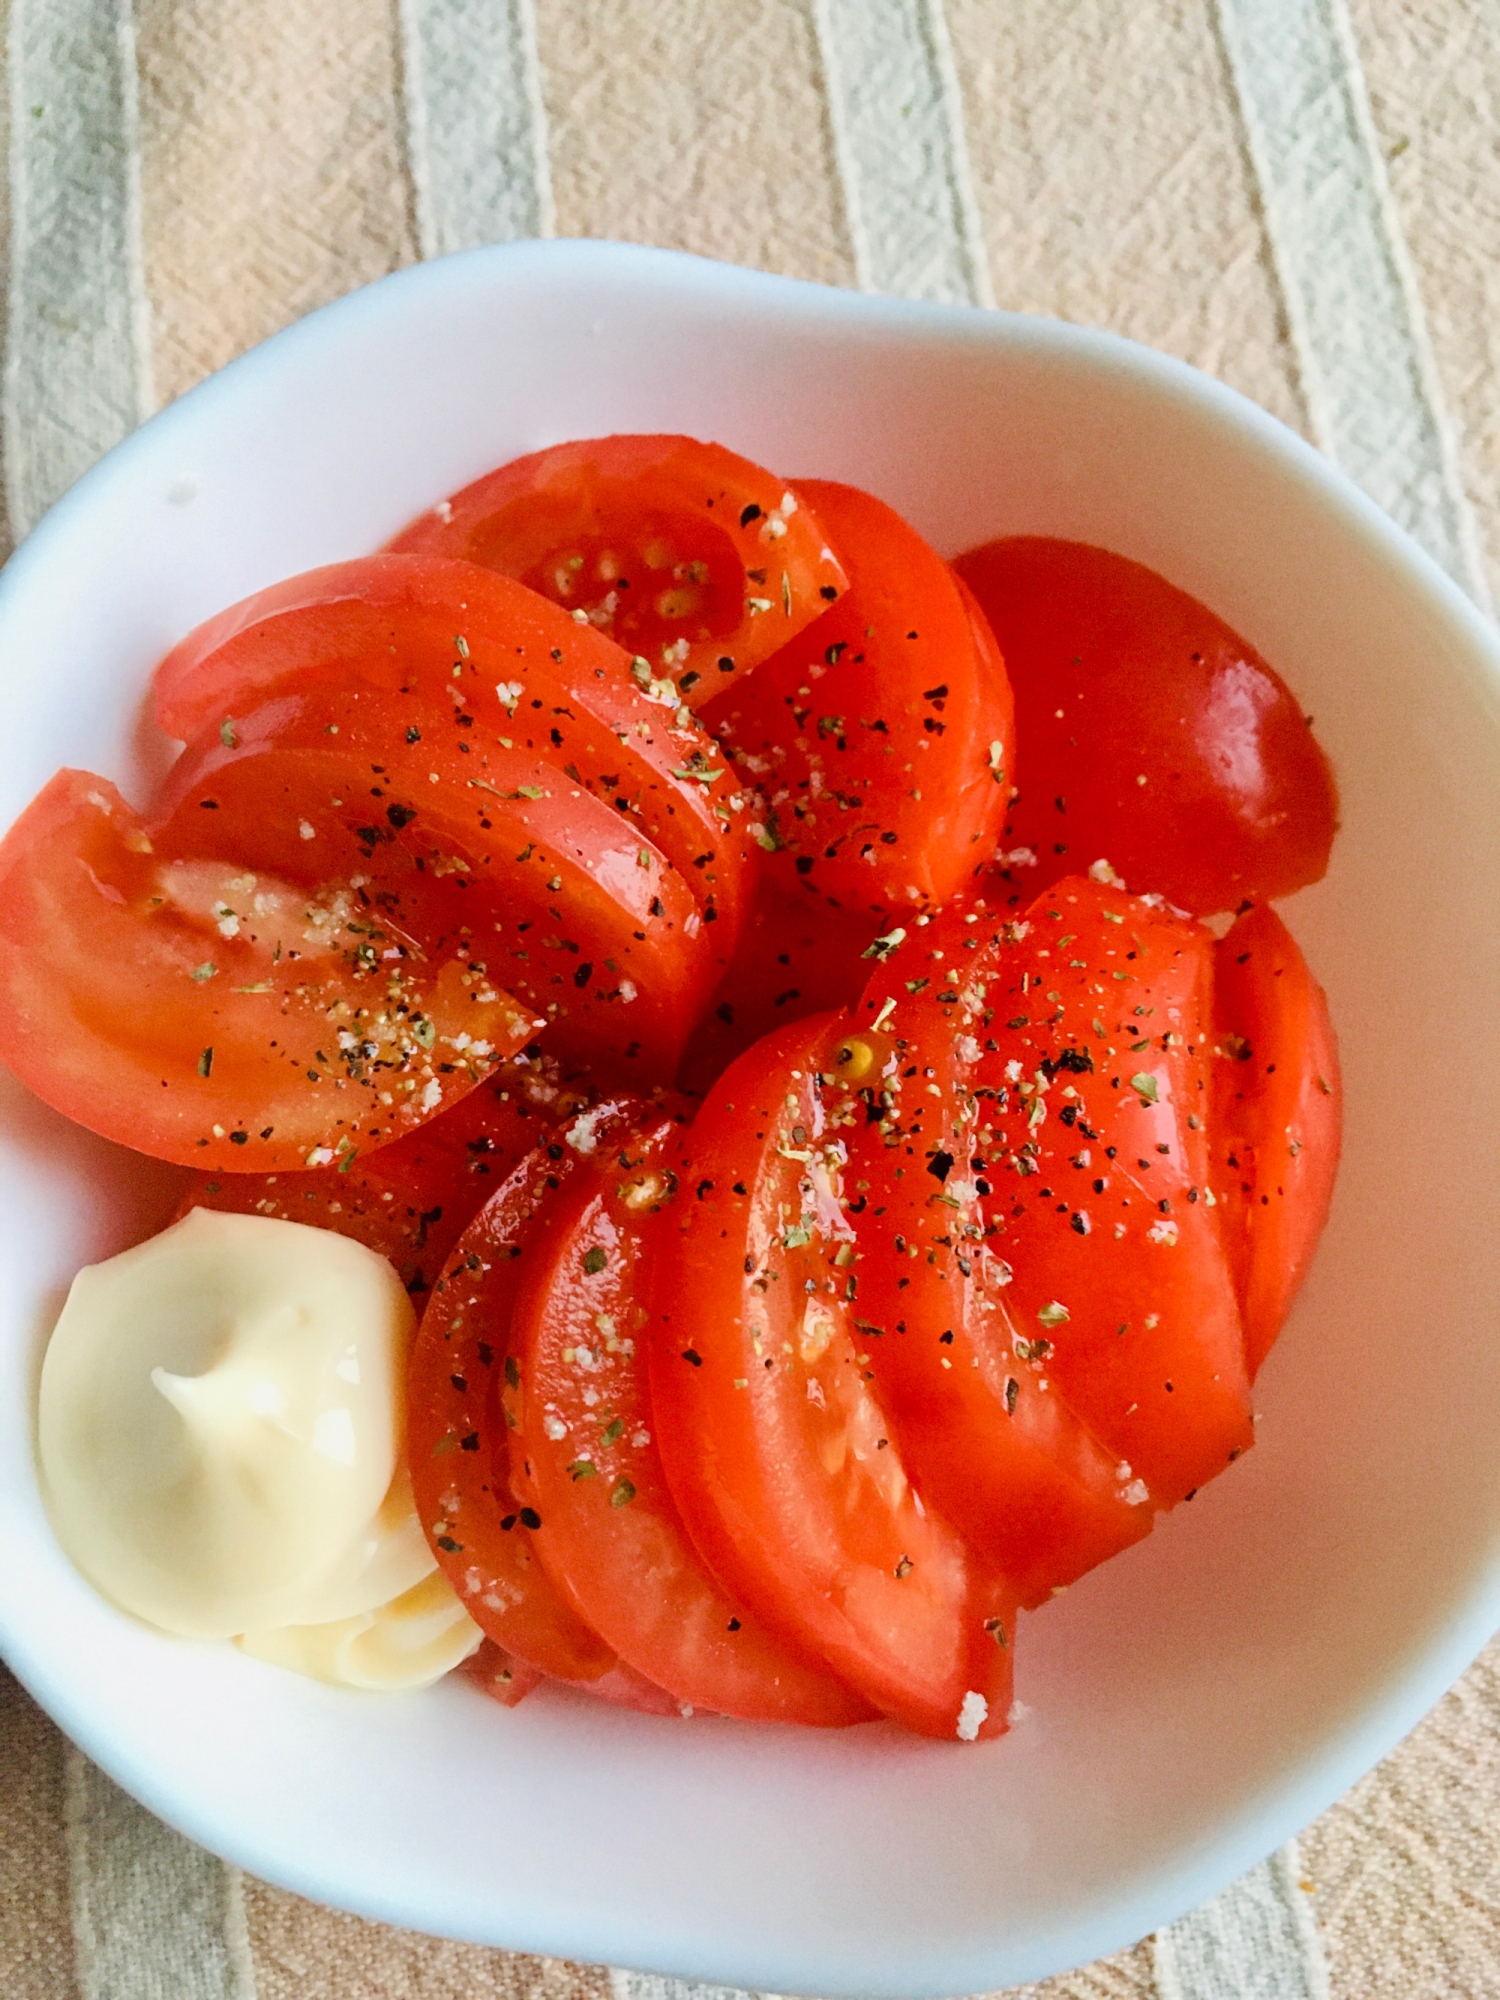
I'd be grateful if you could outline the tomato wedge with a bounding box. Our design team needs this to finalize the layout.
[408,1112,635,1680]
[650,1011,1017,1741]
[702,481,1014,920]
[156,686,710,1081]
[152,554,750,952]
[868,877,1253,1508]
[838,976,1152,1606]
[0,769,538,1171]
[386,437,847,705]
[954,538,1338,915]
[1212,902,1342,1378]
[172,1047,591,1293]
[507,1104,873,1726]
[676,893,878,1095]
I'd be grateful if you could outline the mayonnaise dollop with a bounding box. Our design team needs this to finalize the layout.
[38,1208,479,1687]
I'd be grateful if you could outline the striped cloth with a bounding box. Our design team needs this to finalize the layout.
[3,1,1500,1994]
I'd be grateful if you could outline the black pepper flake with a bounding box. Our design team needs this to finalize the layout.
[927,1150,954,1183]
[681,1347,703,1366]
[519,1506,542,1530]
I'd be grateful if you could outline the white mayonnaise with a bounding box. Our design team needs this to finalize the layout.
[37,1207,479,1687]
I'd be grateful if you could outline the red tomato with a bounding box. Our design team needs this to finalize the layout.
[649,1011,1017,1741]
[0,769,538,1171]
[461,1638,544,1708]
[675,892,878,1096]
[507,1105,873,1726]
[155,686,711,1081]
[868,877,1254,1508]
[702,481,1014,919]
[837,988,1152,1607]
[407,1113,635,1681]
[151,554,750,953]
[385,437,847,706]
[172,1048,591,1293]
[954,539,1338,915]
[1211,902,1342,1377]
[461,1636,682,1717]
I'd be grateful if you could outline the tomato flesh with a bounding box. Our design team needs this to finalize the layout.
[152,554,750,954]
[650,1011,1016,1740]
[0,769,537,1171]
[157,687,711,1082]
[385,437,847,707]
[508,1106,873,1725]
[407,1116,635,1681]
[839,971,1152,1605]
[870,877,1254,1507]
[1212,902,1342,1377]
[172,1049,592,1292]
[955,538,1338,915]
[702,481,1014,919]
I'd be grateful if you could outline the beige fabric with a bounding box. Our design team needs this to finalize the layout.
[537,0,857,286]
[0,1671,78,2000]
[242,1878,612,2000]
[4,0,1500,1993]
[1350,0,1500,604]
[135,0,416,409]
[946,0,1308,441]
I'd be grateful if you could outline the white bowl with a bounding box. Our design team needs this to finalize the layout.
[2,240,1499,1997]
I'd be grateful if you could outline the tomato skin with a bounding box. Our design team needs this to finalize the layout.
[702,481,1014,919]
[840,980,1153,1606]
[650,1011,1016,1741]
[880,877,1254,1508]
[462,1638,545,1708]
[151,554,750,954]
[676,893,877,1095]
[1212,903,1342,1377]
[385,438,847,706]
[157,686,710,1083]
[954,538,1338,915]
[408,1115,638,1681]
[0,770,537,1171]
[172,1050,591,1293]
[507,1108,874,1726]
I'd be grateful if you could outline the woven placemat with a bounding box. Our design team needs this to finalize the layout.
[3,1,1499,1994]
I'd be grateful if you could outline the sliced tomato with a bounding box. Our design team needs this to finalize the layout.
[676,892,878,1095]
[1211,902,1342,1378]
[462,1639,545,1708]
[0,769,538,1171]
[151,554,751,952]
[506,1105,873,1726]
[954,538,1338,915]
[858,877,1253,1508]
[172,1047,592,1292]
[385,437,847,707]
[701,481,1014,920]
[155,686,711,1082]
[837,986,1152,1606]
[649,1010,1017,1741]
[407,1115,635,1681]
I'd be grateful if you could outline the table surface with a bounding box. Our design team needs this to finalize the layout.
[3,2,1499,1996]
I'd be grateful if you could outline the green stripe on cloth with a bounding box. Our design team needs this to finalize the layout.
[64,1749,255,2000]
[397,0,552,257]
[5,0,152,535]
[1211,0,1491,605]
